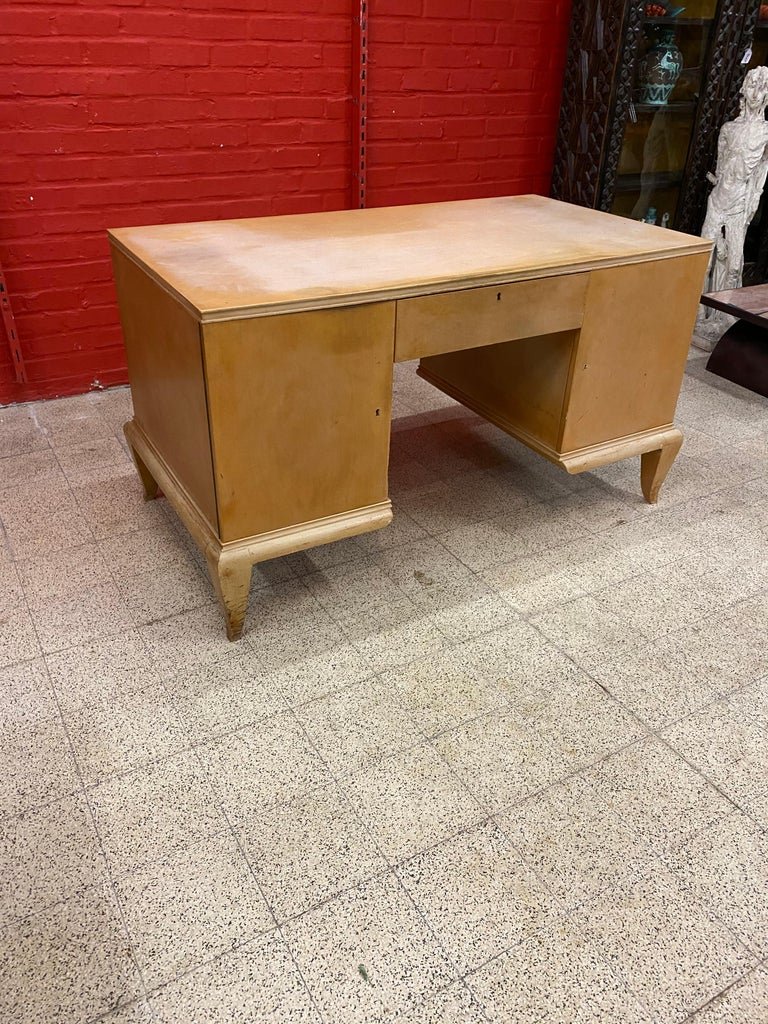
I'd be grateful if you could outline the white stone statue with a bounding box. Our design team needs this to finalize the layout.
[695,66,768,350]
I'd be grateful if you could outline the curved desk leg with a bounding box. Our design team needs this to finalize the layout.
[205,549,253,642]
[641,429,683,504]
[124,426,160,502]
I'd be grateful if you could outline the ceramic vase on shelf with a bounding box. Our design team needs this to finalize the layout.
[638,29,683,105]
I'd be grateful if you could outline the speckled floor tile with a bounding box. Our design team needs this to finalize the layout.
[0,561,23,614]
[0,792,106,926]
[30,582,133,655]
[586,736,734,853]
[235,782,387,921]
[509,671,645,770]
[687,963,768,1022]
[92,999,156,1023]
[432,709,571,814]
[148,931,320,1023]
[73,477,169,540]
[467,916,654,1024]
[88,750,227,874]
[137,604,247,676]
[295,676,423,776]
[355,506,429,554]
[55,436,132,485]
[571,865,756,1023]
[33,395,115,448]
[17,542,113,609]
[584,614,768,730]
[422,576,520,643]
[0,449,67,501]
[0,884,142,1024]
[0,407,50,457]
[396,472,519,537]
[0,605,42,669]
[45,631,160,708]
[0,715,79,818]
[0,659,59,728]
[726,674,768,730]
[63,685,189,785]
[283,872,455,1023]
[349,616,451,674]
[283,535,369,577]
[268,642,374,707]
[304,562,422,637]
[388,982,487,1024]
[381,644,511,738]
[115,831,273,988]
[398,820,558,974]
[98,524,193,579]
[497,774,656,909]
[2,343,767,1023]
[342,742,483,862]
[165,654,288,742]
[666,811,768,958]
[246,609,348,674]
[197,713,331,820]
[662,701,768,807]
[117,561,215,627]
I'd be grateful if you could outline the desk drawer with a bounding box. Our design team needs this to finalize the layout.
[395,273,588,362]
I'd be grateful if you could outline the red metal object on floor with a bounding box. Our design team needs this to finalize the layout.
[0,264,27,385]
[351,0,368,209]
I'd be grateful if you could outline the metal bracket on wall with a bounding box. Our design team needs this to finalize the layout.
[351,0,368,209]
[0,264,26,384]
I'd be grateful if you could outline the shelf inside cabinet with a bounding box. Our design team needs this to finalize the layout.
[614,171,684,192]
[633,101,696,114]
[642,16,714,26]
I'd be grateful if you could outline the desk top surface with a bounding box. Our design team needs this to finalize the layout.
[109,195,711,322]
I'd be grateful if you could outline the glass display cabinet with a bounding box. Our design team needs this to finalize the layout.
[552,0,760,233]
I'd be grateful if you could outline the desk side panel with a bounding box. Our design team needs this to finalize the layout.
[110,246,218,533]
[560,253,710,453]
[203,303,395,543]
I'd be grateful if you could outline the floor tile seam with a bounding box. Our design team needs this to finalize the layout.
[210,794,329,1024]
[50,666,154,1009]
[651,825,768,959]
[518,606,747,736]
[285,696,439,870]
[473,612,655,754]
[550,866,754,1024]
[488,806,669,919]
[651,728,757,815]
[677,960,767,1023]
[458,911,663,1024]
[643,673,768,744]
[138,926,295,1016]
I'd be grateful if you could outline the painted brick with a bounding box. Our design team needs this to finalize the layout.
[0,0,570,403]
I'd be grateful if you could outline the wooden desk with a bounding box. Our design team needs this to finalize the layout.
[109,195,711,640]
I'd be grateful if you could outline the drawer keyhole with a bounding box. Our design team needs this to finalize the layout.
[496,292,501,301]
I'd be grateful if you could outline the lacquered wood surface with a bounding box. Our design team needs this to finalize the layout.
[108,195,711,322]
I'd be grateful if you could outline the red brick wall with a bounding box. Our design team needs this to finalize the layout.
[0,1,570,405]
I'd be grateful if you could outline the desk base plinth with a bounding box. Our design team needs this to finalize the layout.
[124,419,393,640]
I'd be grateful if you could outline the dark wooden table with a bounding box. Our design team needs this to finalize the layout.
[701,284,768,398]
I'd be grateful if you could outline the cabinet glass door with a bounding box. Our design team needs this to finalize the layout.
[611,0,719,227]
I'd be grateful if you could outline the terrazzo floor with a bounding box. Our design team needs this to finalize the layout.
[1,352,767,1023]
